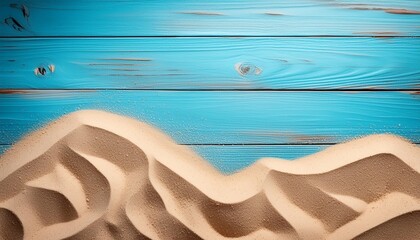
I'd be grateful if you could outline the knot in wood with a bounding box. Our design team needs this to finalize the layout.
[235,63,262,76]
[34,64,55,77]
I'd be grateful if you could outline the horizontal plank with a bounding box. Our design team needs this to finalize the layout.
[191,145,325,173]
[1,38,420,89]
[1,141,418,173]
[0,91,419,145]
[0,143,324,173]
[0,0,419,36]
[195,143,420,172]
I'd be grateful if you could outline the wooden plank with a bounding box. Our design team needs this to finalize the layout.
[1,143,419,173]
[193,143,420,173]
[1,37,419,89]
[191,145,325,173]
[0,0,419,36]
[0,143,323,172]
[0,90,418,145]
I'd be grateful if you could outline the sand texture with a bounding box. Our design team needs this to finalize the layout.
[0,110,419,240]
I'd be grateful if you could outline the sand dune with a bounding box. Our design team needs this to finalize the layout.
[0,110,419,240]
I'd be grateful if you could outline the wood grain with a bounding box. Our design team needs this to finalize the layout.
[194,143,420,173]
[0,90,418,145]
[0,0,419,36]
[0,143,324,172]
[191,145,325,172]
[2,142,419,172]
[1,37,419,89]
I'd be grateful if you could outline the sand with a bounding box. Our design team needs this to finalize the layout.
[0,110,419,240]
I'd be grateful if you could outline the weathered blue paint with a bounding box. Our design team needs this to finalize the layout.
[0,143,324,172]
[0,0,419,36]
[2,142,420,173]
[0,0,419,171]
[1,37,419,89]
[0,91,418,146]
[192,145,325,173]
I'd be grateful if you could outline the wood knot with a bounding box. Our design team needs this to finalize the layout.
[235,63,262,76]
[34,64,55,77]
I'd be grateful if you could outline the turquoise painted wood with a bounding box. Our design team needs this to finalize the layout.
[0,141,418,172]
[2,142,420,172]
[195,143,419,172]
[1,0,419,171]
[0,0,420,37]
[192,145,326,173]
[0,143,324,172]
[0,91,418,145]
[1,37,420,89]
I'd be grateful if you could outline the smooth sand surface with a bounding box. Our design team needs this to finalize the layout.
[0,110,419,240]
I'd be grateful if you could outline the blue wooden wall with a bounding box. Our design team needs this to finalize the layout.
[0,0,419,172]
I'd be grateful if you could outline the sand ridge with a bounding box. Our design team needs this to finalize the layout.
[0,110,419,239]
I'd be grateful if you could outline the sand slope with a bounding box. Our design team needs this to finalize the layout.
[0,110,419,240]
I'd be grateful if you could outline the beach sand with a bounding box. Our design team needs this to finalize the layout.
[0,110,419,239]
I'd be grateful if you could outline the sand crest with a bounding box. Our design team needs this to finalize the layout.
[0,110,419,240]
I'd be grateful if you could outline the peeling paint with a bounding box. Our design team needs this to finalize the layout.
[48,64,55,73]
[10,4,30,21]
[325,1,420,15]
[34,65,55,76]
[264,12,284,16]
[0,90,30,95]
[34,67,47,76]
[406,91,420,96]
[341,4,420,15]
[4,17,25,31]
[384,9,420,15]
[0,90,97,100]
[353,31,400,35]
[239,130,335,143]
[340,86,382,93]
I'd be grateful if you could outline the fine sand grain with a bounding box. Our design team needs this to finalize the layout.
[0,110,419,240]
